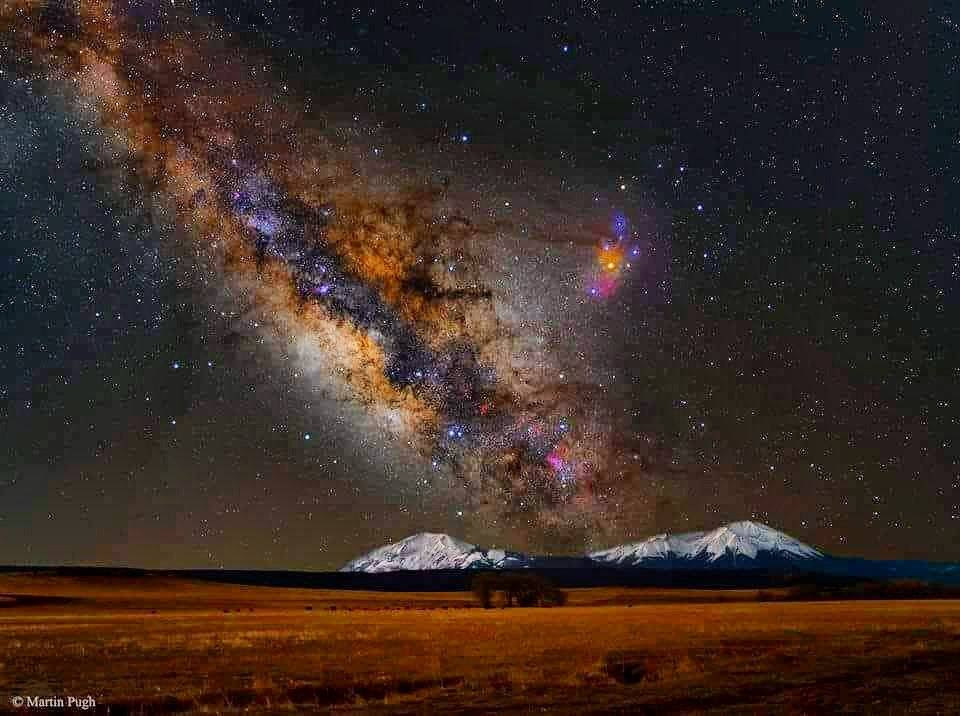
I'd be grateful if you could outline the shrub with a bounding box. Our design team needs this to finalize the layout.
[602,650,649,684]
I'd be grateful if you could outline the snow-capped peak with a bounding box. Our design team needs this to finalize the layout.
[588,533,687,564]
[340,532,522,573]
[589,520,822,567]
[341,521,823,573]
[694,520,822,561]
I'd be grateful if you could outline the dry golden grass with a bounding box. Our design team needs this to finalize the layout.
[1,575,959,714]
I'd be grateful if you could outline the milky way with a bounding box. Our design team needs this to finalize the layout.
[2,1,955,566]
[1,0,674,548]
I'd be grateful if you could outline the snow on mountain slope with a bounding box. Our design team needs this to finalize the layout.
[590,520,823,567]
[588,533,693,564]
[340,532,528,573]
[694,521,822,561]
[341,522,823,573]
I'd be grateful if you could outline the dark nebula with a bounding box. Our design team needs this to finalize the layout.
[0,1,954,567]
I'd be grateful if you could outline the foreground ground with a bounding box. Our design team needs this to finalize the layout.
[1,575,959,714]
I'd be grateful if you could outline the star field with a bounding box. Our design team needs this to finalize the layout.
[0,1,955,568]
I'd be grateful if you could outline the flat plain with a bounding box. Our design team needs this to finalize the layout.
[1,574,959,714]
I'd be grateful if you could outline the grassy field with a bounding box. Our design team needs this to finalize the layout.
[1,575,959,714]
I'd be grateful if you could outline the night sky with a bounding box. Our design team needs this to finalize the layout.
[0,1,955,568]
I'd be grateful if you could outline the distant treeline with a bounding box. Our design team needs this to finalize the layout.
[759,580,960,601]
[3,566,959,596]
[0,566,862,591]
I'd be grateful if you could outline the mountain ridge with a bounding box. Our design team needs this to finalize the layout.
[589,520,823,567]
[341,520,822,573]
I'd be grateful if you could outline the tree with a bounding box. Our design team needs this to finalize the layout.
[470,573,566,608]
[472,574,494,609]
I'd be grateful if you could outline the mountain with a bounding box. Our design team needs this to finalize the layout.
[339,522,960,585]
[340,532,531,573]
[589,520,823,569]
[341,522,822,573]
